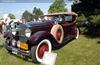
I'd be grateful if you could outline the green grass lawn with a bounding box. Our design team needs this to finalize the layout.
[0,35,100,65]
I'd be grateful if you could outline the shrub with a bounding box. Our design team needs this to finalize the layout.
[77,14,87,26]
[89,15,100,25]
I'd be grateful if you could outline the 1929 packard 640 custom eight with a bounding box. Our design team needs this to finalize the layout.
[4,12,79,63]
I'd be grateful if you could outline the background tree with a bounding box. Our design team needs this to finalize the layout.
[77,14,87,25]
[88,15,100,26]
[48,0,67,13]
[33,7,44,20]
[8,13,16,19]
[72,0,100,17]
[72,0,100,35]
[22,10,33,22]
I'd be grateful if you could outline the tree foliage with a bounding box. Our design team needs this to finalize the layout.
[72,0,100,36]
[72,0,100,17]
[33,7,44,20]
[48,0,67,13]
[22,10,33,22]
[8,13,16,19]
[77,14,87,22]
[89,15,100,25]
[22,7,43,22]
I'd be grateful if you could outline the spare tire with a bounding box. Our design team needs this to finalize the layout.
[51,24,64,44]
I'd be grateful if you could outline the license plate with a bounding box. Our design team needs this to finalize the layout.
[20,42,28,50]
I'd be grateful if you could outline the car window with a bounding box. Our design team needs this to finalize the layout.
[44,16,63,23]
[65,15,72,21]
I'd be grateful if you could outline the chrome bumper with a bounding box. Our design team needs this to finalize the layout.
[6,45,30,56]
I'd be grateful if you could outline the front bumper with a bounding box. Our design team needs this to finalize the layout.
[4,31,31,56]
[6,45,30,56]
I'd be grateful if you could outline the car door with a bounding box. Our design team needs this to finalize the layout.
[60,15,77,39]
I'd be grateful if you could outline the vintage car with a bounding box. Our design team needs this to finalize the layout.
[4,12,79,63]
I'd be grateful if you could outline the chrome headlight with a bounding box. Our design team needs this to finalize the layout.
[17,41,21,47]
[25,29,31,37]
[11,39,16,46]
[12,29,16,35]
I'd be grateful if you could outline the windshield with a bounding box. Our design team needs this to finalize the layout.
[40,15,63,24]
[65,15,73,21]
[42,15,73,22]
[25,21,34,28]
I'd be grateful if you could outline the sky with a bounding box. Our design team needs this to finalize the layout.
[0,0,73,19]
[0,3,52,19]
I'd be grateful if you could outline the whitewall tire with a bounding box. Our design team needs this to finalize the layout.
[75,28,79,39]
[31,39,52,63]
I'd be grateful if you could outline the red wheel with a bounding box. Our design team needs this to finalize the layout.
[31,39,52,63]
[37,42,49,59]
[51,24,64,44]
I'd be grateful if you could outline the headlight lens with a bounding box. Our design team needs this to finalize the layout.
[25,29,31,37]
[11,39,16,46]
[17,41,21,47]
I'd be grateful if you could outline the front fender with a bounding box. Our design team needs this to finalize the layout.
[4,32,13,39]
[27,31,57,49]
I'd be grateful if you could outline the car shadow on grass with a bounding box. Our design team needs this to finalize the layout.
[97,41,100,44]
[84,34,100,44]
[84,34,100,39]
[8,52,33,63]
[54,38,75,50]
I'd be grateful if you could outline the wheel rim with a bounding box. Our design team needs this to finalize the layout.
[36,39,52,62]
[56,29,62,41]
[38,43,49,59]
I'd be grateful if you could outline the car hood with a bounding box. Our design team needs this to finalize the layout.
[24,20,53,28]
[16,20,54,35]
